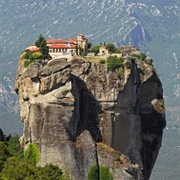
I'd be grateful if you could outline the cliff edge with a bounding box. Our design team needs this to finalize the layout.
[15,47,166,180]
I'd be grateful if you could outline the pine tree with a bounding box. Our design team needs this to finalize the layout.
[75,40,79,55]
[35,34,49,60]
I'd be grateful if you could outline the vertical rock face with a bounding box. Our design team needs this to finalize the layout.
[15,49,166,180]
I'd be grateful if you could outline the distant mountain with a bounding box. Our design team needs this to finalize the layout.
[0,1,179,177]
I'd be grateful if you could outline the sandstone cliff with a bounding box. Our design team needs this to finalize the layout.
[15,47,166,180]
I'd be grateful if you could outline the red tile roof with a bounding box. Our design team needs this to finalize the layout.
[26,38,77,51]
[46,38,76,44]
[47,39,69,44]
[26,47,39,52]
[49,44,76,49]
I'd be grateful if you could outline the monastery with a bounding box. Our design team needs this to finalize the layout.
[26,34,88,59]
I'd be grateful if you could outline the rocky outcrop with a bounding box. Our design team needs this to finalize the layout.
[15,49,166,180]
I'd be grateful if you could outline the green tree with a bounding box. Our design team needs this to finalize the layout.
[24,143,40,166]
[23,51,34,60]
[79,46,86,56]
[0,142,11,171]
[130,53,147,61]
[32,52,43,60]
[38,164,65,180]
[87,42,92,49]
[1,158,66,180]
[35,34,49,59]
[100,166,113,180]
[107,56,123,71]
[0,128,4,141]
[7,134,23,159]
[140,53,147,61]
[130,53,140,59]
[99,59,106,64]
[118,66,124,76]
[75,41,79,55]
[113,49,121,53]
[91,45,100,55]
[105,43,116,53]
[0,157,39,180]
[88,165,99,180]
[88,165,113,180]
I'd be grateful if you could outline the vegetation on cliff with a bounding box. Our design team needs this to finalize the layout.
[107,56,123,72]
[88,165,113,180]
[24,143,40,166]
[23,34,50,67]
[91,45,101,55]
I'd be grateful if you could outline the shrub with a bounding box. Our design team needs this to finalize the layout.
[138,67,145,75]
[1,157,67,180]
[88,165,113,180]
[91,45,101,55]
[0,157,39,180]
[87,42,92,49]
[32,52,42,60]
[23,51,42,68]
[88,165,99,180]
[130,53,140,59]
[38,163,64,180]
[124,61,131,69]
[107,56,123,71]
[130,53,147,61]
[7,134,24,159]
[99,59,106,64]
[105,43,116,53]
[100,166,113,180]
[140,53,147,61]
[24,143,40,166]
[62,169,71,180]
[113,49,121,53]
[118,66,124,76]
[23,51,34,60]
[79,49,86,57]
[24,60,36,68]
[0,142,11,171]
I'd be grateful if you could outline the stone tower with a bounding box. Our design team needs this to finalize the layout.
[76,34,88,54]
